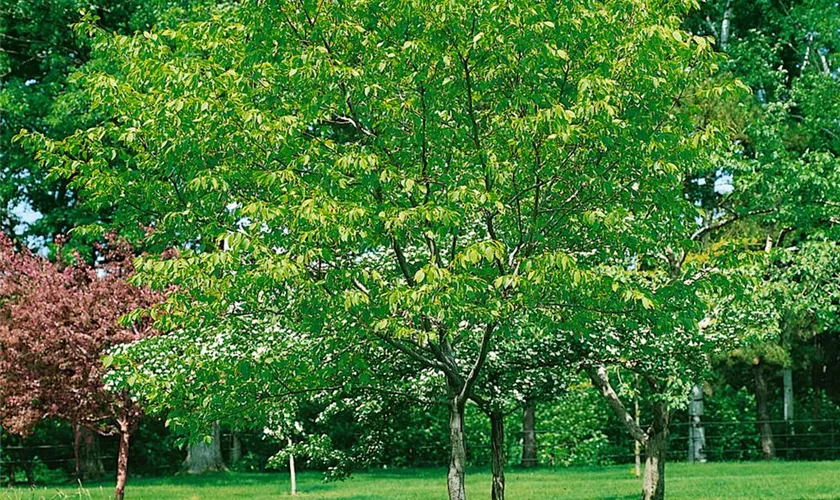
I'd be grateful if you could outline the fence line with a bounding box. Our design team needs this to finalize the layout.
[2,418,839,482]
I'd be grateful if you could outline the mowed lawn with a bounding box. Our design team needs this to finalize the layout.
[3,462,839,500]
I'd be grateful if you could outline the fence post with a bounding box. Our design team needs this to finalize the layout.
[688,384,706,463]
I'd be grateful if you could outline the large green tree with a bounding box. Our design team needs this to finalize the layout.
[30,1,731,498]
[0,0,196,247]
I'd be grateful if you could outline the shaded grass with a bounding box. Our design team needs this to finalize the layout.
[2,461,839,499]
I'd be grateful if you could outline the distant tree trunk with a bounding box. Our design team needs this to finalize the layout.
[231,433,242,466]
[114,417,130,500]
[447,398,467,500]
[753,359,776,459]
[22,462,34,486]
[812,336,825,418]
[520,401,537,467]
[183,422,225,474]
[287,436,296,496]
[634,393,641,478]
[74,424,105,480]
[720,0,733,50]
[17,436,35,486]
[642,401,669,500]
[688,384,706,463]
[489,411,505,500]
[74,425,80,477]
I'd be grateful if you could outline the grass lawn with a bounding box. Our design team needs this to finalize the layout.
[2,461,839,499]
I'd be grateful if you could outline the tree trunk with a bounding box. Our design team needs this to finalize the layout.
[287,437,296,496]
[74,424,105,480]
[634,382,641,478]
[688,384,706,463]
[447,399,467,500]
[720,0,733,50]
[114,418,130,500]
[14,436,34,486]
[74,425,80,478]
[183,421,226,474]
[753,359,776,459]
[812,336,825,418]
[490,411,505,500]
[22,459,34,486]
[231,433,242,466]
[21,453,35,487]
[520,401,537,467]
[641,401,669,500]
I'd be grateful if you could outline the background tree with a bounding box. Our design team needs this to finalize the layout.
[0,233,159,499]
[684,0,840,461]
[0,0,202,250]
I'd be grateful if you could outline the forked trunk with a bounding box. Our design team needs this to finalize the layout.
[490,411,505,500]
[753,359,775,459]
[520,401,537,467]
[641,401,669,500]
[114,418,130,500]
[447,399,467,500]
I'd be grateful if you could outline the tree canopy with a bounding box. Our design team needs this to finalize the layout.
[24,1,742,499]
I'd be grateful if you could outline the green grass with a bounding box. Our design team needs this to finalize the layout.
[3,462,839,499]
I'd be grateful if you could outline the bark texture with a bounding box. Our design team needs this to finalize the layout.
[447,400,467,500]
[114,418,130,500]
[520,402,537,467]
[490,411,505,500]
[642,401,669,500]
[183,422,226,474]
[753,359,776,459]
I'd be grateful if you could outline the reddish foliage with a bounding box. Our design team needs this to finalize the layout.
[0,233,160,436]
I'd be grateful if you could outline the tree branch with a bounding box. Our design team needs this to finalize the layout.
[392,238,416,286]
[690,208,776,241]
[584,364,648,443]
[458,321,496,402]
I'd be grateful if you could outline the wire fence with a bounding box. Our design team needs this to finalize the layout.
[2,418,839,483]
[361,418,840,467]
[670,418,840,462]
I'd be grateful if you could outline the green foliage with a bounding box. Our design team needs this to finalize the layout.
[702,384,762,461]
[0,0,195,248]
[33,0,737,426]
[534,385,611,467]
